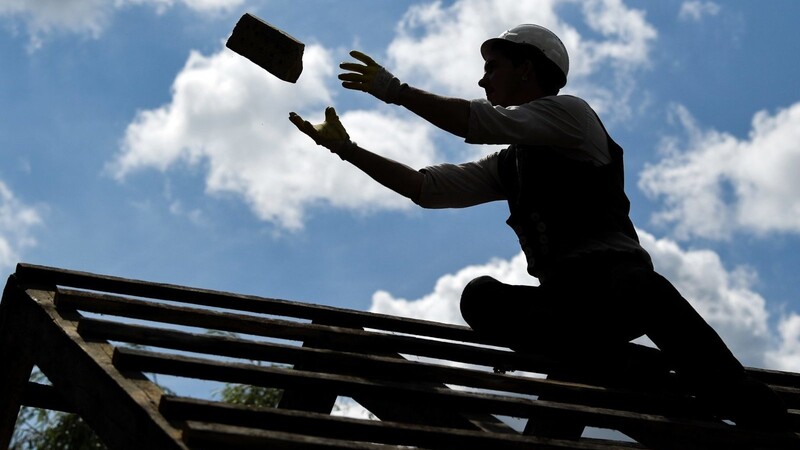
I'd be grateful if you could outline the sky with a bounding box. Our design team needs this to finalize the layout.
[2,0,800,403]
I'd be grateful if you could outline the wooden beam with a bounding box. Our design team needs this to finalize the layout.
[55,290,572,378]
[55,289,683,394]
[113,346,799,448]
[0,277,37,450]
[183,421,415,450]
[79,319,579,431]
[9,264,800,449]
[14,287,188,450]
[15,263,490,345]
[22,382,74,413]
[75,318,702,419]
[162,396,644,450]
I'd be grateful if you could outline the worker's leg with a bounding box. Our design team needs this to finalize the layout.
[460,272,643,353]
[613,264,790,430]
[613,266,743,381]
[460,275,560,349]
[460,271,642,440]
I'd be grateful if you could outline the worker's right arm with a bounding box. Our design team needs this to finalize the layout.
[339,51,470,139]
[289,107,505,208]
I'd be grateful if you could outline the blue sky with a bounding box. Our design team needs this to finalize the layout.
[2,0,800,383]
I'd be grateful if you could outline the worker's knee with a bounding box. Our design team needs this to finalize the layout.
[461,275,500,302]
[460,275,500,324]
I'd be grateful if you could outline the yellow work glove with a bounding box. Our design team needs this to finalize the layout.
[339,50,406,104]
[289,107,356,160]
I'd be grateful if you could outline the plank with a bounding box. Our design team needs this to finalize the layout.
[78,319,695,414]
[9,264,800,450]
[83,317,517,432]
[183,421,422,450]
[15,263,487,345]
[17,264,691,380]
[59,289,670,389]
[113,347,799,449]
[19,263,797,388]
[21,382,74,413]
[162,396,643,450]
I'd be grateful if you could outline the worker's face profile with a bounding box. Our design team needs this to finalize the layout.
[479,51,525,107]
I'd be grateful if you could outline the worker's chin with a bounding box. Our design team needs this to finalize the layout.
[485,93,505,107]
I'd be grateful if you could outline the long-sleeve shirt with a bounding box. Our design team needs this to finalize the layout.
[414,95,652,270]
[415,95,610,209]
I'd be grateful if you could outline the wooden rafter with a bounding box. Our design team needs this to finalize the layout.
[1,263,798,449]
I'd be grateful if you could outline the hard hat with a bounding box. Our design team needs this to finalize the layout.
[480,24,569,88]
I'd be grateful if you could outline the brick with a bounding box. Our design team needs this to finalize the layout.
[226,13,305,83]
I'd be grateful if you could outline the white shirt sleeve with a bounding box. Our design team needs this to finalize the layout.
[466,95,611,165]
[414,95,612,209]
[414,153,506,209]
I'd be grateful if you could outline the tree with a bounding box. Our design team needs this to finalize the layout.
[11,408,105,450]
[215,383,283,408]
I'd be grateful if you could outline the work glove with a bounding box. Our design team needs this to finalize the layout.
[339,50,406,104]
[289,107,356,160]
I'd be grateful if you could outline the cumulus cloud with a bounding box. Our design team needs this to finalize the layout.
[388,0,657,118]
[371,252,534,326]
[0,0,111,48]
[639,102,800,240]
[0,0,242,49]
[109,44,439,230]
[122,0,244,14]
[370,229,792,368]
[766,314,800,372]
[678,1,721,22]
[637,230,771,365]
[0,181,42,272]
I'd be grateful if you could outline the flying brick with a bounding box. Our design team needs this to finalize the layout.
[226,13,305,83]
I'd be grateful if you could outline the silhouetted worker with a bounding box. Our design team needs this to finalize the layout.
[289,24,788,433]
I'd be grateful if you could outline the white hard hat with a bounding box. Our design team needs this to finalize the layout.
[480,24,569,87]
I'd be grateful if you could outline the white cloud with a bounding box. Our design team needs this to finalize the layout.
[388,0,657,118]
[122,0,243,15]
[370,229,787,368]
[0,0,111,48]
[370,252,535,326]
[637,230,771,366]
[678,1,721,22]
[0,181,42,272]
[639,102,800,240]
[0,0,242,49]
[109,44,439,230]
[766,314,800,372]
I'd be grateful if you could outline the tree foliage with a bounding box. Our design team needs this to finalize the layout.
[11,409,105,450]
[215,383,283,408]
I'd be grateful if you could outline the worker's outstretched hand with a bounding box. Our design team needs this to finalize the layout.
[339,51,406,104]
[289,107,355,159]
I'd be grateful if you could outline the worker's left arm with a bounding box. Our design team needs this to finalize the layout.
[338,51,470,138]
[288,107,423,202]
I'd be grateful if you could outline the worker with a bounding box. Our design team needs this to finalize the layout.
[288,24,788,433]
